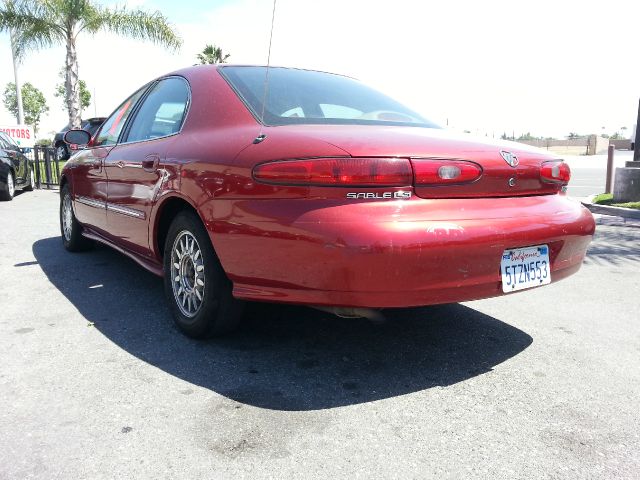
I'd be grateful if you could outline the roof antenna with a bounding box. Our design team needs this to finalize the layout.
[254,0,277,144]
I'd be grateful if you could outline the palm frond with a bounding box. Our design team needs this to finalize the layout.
[92,6,182,51]
[0,0,66,58]
[196,43,230,64]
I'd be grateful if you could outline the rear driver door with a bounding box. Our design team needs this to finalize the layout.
[103,76,190,257]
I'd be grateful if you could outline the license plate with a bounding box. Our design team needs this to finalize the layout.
[500,245,551,293]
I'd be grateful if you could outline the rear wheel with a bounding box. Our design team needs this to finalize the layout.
[0,171,15,201]
[60,184,93,251]
[163,211,243,338]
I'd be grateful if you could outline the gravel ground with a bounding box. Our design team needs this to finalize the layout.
[1,189,639,479]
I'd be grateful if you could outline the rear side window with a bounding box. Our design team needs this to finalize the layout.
[220,66,439,128]
[124,77,190,143]
[93,88,146,147]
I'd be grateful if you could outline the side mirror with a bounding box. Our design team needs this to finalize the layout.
[64,129,91,146]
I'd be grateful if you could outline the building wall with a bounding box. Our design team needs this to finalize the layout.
[517,136,610,155]
[609,139,632,150]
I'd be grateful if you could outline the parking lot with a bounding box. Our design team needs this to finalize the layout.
[1,189,639,479]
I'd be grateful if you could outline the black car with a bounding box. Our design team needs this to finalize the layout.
[0,131,34,201]
[53,117,106,160]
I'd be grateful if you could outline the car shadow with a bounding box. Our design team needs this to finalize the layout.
[33,236,532,411]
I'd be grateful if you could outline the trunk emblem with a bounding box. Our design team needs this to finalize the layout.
[508,177,516,187]
[500,150,519,167]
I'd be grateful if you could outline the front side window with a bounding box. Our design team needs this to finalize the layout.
[93,87,146,147]
[124,77,190,143]
[220,66,439,128]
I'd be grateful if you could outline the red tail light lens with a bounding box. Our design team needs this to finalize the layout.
[411,159,483,185]
[540,161,571,184]
[253,157,413,186]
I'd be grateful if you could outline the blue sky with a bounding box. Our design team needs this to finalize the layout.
[1,0,639,139]
[130,0,233,22]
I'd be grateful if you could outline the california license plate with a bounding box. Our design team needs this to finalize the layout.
[500,245,551,293]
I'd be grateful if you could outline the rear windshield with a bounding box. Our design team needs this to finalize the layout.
[220,66,439,128]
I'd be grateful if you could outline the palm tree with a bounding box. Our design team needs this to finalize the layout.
[196,44,230,65]
[0,0,182,129]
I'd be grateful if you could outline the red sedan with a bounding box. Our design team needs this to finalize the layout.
[60,65,595,338]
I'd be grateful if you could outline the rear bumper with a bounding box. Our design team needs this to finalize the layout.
[207,194,595,307]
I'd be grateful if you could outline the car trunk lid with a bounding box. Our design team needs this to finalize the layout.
[266,125,564,198]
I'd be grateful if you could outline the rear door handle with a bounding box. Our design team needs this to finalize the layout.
[142,154,160,173]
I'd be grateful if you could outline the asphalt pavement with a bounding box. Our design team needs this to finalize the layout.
[1,189,639,479]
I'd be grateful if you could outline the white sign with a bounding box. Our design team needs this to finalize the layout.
[0,125,35,148]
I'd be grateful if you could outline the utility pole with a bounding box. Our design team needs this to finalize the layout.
[634,98,640,163]
[10,30,24,125]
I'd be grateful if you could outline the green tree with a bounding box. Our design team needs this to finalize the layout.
[2,81,48,133]
[517,132,537,141]
[0,0,181,129]
[54,69,90,117]
[196,44,230,64]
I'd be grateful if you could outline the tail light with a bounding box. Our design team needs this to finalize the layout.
[253,157,413,186]
[411,159,483,185]
[540,161,570,184]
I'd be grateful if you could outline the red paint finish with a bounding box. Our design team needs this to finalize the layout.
[210,194,593,306]
[62,64,595,312]
[104,137,174,256]
[70,146,112,233]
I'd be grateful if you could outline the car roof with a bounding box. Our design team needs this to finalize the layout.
[164,64,354,82]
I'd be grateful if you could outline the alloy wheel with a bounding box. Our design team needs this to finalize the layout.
[170,230,205,318]
[62,193,73,241]
[7,173,14,197]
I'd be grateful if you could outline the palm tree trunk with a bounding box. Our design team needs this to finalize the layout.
[65,35,81,128]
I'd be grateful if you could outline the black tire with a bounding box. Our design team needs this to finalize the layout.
[0,171,15,201]
[23,167,35,191]
[60,183,93,252]
[163,210,243,338]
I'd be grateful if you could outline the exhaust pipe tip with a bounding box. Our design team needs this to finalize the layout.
[311,306,386,324]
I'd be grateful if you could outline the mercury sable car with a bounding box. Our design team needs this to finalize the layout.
[59,65,595,338]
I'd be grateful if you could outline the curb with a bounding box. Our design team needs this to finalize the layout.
[581,195,640,220]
